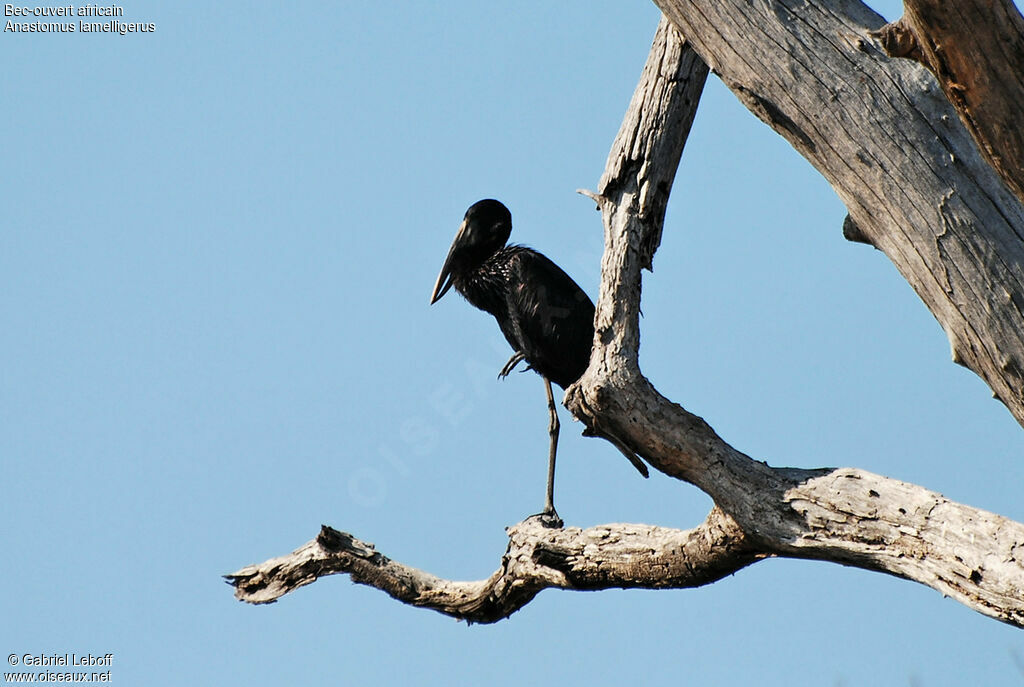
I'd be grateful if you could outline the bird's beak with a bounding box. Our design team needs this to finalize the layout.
[430,258,455,304]
[430,220,466,304]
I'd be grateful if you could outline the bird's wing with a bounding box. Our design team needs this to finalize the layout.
[504,249,596,388]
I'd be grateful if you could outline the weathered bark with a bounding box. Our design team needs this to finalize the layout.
[877,0,1024,200]
[652,0,1024,429]
[227,509,760,622]
[578,16,709,271]
[227,474,1024,625]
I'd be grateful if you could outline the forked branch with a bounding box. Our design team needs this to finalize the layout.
[230,11,1024,627]
[565,13,1024,627]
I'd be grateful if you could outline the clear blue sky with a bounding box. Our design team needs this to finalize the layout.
[3,2,1023,685]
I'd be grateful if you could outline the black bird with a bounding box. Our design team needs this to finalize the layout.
[430,199,648,522]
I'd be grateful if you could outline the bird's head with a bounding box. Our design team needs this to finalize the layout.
[430,199,512,304]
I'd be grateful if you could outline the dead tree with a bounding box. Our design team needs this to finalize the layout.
[228,1,1024,627]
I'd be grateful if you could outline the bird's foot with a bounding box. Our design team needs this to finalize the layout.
[498,351,526,379]
[526,508,564,529]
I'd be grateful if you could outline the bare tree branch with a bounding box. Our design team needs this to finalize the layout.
[579,16,709,273]
[227,470,1024,626]
[227,509,760,623]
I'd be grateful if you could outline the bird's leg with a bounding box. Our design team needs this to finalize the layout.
[498,351,526,379]
[540,376,563,528]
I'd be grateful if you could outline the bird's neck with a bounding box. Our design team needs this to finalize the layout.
[454,245,521,316]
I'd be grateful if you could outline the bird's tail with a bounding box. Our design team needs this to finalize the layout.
[614,442,650,478]
[583,426,650,478]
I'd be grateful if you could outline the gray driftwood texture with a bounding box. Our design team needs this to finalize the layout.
[229,5,1024,627]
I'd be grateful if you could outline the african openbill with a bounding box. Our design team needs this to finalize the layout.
[429,199,648,523]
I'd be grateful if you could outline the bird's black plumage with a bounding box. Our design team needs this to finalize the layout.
[430,200,649,515]
[430,200,594,388]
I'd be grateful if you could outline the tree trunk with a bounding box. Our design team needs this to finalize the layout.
[877,0,1024,200]
[651,0,1024,428]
